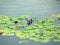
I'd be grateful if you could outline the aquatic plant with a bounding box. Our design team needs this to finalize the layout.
[0,15,60,43]
[52,14,60,20]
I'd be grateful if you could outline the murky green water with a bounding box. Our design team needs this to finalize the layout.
[0,0,60,45]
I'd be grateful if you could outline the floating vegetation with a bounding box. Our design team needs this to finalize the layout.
[0,30,3,35]
[0,14,60,43]
[53,39,60,42]
[52,14,60,20]
[19,40,29,44]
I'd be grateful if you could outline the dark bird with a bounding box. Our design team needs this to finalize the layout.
[25,18,32,25]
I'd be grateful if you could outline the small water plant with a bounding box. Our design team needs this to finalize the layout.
[0,14,60,43]
[52,14,60,20]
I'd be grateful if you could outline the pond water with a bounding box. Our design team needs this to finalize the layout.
[0,0,60,45]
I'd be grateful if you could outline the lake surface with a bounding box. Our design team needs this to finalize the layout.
[0,0,60,45]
